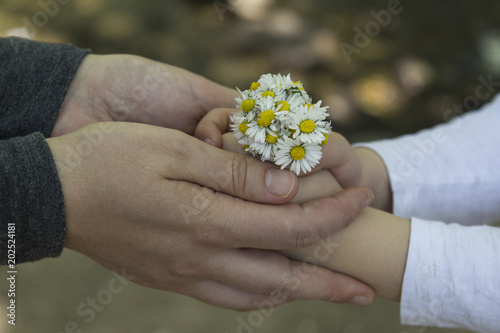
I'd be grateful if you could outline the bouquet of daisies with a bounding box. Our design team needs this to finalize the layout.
[231,73,332,175]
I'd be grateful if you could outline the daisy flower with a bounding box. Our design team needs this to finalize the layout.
[250,130,280,161]
[274,137,323,175]
[231,73,333,174]
[281,92,308,113]
[235,89,257,115]
[230,111,254,140]
[246,112,278,143]
[288,102,331,143]
[246,97,286,143]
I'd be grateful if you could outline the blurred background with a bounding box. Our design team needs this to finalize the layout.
[1,0,499,332]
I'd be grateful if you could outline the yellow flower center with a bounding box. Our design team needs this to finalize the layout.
[250,82,260,91]
[257,110,275,127]
[276,101,289,111]
[290,146,305,161]
[240,99,255,112]
[239,122,249,134]
[261,91,274,98]
[320,133,329,145]
[294,81,305,90]
[299,119,316,133]
[302,103,314,109]
[265,132,278,144]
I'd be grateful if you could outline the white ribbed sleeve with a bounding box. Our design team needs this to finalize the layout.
[401,219,500,332]
[357,95,500,332]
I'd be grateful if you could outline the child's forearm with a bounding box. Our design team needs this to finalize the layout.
[281,207,410,301]
[285,171,411,302]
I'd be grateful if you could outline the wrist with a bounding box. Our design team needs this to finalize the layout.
[46,133,96,253]
[51,54,107,137]
[354,147,393,212]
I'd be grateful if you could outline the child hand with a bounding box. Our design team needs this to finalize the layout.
[314,133,392,212]
[195,107,390,210]
[195,108,235,148]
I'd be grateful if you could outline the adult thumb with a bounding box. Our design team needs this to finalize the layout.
[166,133,299,204]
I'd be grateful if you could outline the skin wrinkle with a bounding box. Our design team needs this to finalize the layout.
[230,153,248,199]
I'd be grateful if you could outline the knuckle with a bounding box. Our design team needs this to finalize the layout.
[229,154,248,197]
[194,227,226,248]
[326,290,342,303]
[159,132,193,172]
[293,223,323,248]
[266,263,303,304]
[232,302,259,312]
[193,202,231,247]
[169,261,202,279]
[330,196,357,231]
[180,186,217,226]
[328,282,359,303]
[234,296,280,312]
[268,282,294,304]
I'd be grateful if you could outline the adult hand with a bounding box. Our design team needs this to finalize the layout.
[51,54,237,137]
[196,108,392,211]
[47,122,375,310]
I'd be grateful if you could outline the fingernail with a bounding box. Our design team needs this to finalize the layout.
[204,138,215,146]
[265,168,295,197]
[348,294,373,306]
[365,190,375,205]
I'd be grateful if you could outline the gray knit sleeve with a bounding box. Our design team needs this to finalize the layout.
[0,37,90,263]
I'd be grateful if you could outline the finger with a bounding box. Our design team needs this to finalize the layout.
[313,132,353,170]
[221,132,243,153]
[216,186,374,249]
[167,180,373,249]
[164,133,299,203]
[90,250,274,311]
[310,132,363,184]
[89,238,277,311]
[194,108,237,148]
[208,248,374,306]
[188,73,239,110]
[292,169,343,203]
[186,280,278,311]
